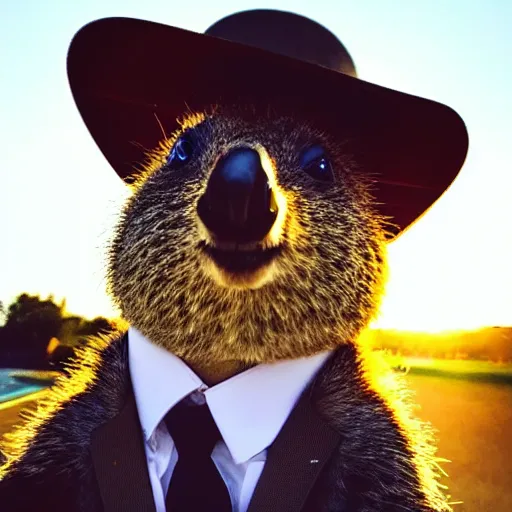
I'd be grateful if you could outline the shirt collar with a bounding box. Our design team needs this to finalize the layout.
[128,327,332,464]
[128,327,204,440]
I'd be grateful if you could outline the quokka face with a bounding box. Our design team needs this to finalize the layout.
[108,108,387,364]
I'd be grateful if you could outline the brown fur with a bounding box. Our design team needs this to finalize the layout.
[0,106,453,511]
[108,107,387,364]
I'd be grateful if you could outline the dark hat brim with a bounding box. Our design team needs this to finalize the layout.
[67,17,468,238]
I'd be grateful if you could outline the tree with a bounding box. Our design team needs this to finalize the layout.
[57,316,115,348]
[76,317,115,338]
[0,293,118,369]
[4,293,64,340]
[1,294,65,363]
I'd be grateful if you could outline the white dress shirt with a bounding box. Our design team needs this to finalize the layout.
[128,327,332,512]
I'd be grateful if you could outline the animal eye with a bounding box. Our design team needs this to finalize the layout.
[167,133,195,169]
[299,145,334,183]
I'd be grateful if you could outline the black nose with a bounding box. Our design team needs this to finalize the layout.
[197,147,278,243]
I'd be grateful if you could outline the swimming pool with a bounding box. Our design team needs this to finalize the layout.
[0,369,49,404]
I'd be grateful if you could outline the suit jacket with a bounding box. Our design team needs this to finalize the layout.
[0,333,451,511]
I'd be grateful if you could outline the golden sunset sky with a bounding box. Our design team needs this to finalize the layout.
[1,0,511,332]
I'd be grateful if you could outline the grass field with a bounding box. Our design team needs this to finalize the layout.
[406,373,512,511]
[401,357,512,383]
[0,361,510,511]
[384,356,512,510]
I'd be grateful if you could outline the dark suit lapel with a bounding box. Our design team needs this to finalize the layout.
[247,389,340,512]
[90,385,156,512]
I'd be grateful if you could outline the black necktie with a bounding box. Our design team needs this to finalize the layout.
[164,399,232,512]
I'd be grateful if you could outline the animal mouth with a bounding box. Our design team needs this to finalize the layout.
[199,241,283,273]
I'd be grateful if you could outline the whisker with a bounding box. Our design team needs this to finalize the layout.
[153,112,168,142]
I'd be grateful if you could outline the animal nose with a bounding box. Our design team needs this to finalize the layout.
[197,147,278,243]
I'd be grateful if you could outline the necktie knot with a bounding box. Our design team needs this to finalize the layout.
[165,399,222,456]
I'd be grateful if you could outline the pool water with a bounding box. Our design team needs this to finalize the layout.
[0,369,48,403]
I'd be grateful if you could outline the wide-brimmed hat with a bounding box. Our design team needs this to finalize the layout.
[67,9,468,238]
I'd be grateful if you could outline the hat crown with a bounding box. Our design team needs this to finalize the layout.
[205,9,357,77]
